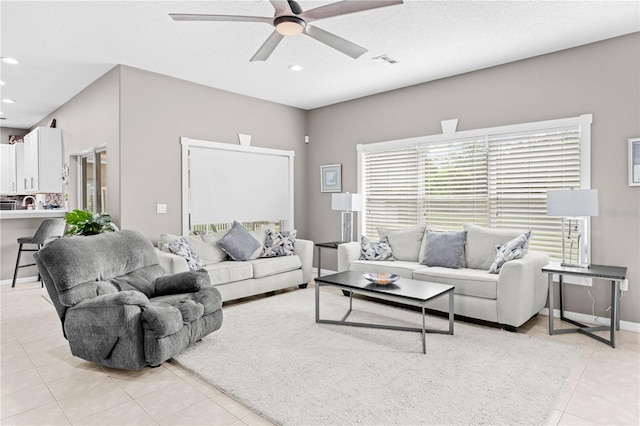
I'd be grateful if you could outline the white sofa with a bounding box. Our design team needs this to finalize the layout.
[338,224,549,330]
[156,228,313,302]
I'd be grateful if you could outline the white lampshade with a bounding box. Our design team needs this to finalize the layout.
[547,189,599,217]
[332,193,363,212]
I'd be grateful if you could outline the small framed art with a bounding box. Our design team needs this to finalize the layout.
[321,164,342,192]
[630,138,640,186]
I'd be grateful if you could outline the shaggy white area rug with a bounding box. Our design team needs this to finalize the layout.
[173,286,579,425]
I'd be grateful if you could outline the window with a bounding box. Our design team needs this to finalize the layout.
[76,147,107,213]
[358,115,591,261]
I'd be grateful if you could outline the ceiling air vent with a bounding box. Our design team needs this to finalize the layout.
[372,54,398,64]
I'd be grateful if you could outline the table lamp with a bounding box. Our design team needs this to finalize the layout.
[547,188,598,268]
[331,193,363,242]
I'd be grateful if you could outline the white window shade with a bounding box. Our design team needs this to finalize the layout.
[182,139,294,234]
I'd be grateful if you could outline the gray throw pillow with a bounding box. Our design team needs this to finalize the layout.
[217,221,261,261]
[421,230,467,268]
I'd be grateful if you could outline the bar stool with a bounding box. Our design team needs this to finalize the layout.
[12,218,66,288]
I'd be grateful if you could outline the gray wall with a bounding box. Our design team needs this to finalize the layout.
[307,33,640,323]
[0,127,28,144]
[36,66,121,221]
[117,66,308,241]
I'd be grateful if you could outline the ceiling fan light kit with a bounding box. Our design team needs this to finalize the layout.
[170,0,403,62]
[275,16,305,36]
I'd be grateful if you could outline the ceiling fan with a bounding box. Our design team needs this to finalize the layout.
[170,0,403,62]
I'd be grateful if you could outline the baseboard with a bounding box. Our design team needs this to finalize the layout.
[0,276,38,286]
[539,308,640,333]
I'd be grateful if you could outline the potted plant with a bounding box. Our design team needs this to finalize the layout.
[65,209,119,236]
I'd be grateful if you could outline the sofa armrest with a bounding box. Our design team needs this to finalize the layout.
[295,239,314,284]
[156,248,190,274]
[496,250,550,327]
[338,242,360,272]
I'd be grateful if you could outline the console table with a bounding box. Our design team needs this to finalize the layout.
[542,263,627,348]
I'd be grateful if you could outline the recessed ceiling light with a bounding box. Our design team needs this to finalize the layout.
[0,80,4,85]
[1,57,20,65]
[288,64,303,71]
[1,98,16,104]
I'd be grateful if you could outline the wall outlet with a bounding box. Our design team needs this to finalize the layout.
[621,279,629,291]
[156,203,167,214]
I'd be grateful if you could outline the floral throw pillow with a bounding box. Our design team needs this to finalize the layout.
[360,236,394,261]
[261,229,297,258]
[489,231,532,274]
[168,237,205,270]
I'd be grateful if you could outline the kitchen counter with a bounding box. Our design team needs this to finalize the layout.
[0,210,67,219]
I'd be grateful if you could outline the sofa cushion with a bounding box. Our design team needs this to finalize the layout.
[349,260,423,279]
[261,229,296,258]
[187,233,228,264]
[218,221,261,261]
[360,236,394,261]
[377,225,425,262]
[489,231,532,274]
[464,224,526,270]
[413,267,499,299]
[203,261,254,285]
[421,230,466,268]
[251,255,302,279]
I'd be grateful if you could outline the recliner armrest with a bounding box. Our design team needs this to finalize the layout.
[154,270,210,296]
[71,290,149,309]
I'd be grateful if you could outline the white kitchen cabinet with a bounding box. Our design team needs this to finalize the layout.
[14,143,25,193]
[23,127,62,193]
[0,144,17,194]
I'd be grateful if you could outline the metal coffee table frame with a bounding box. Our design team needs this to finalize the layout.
[315,271,454,354]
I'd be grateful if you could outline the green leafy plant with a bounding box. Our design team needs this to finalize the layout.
[65,209,119,236]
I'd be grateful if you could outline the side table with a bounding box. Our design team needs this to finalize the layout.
[542,263,627,348]
[315,241,343,278]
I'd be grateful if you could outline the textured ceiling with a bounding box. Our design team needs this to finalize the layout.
[1,0,639,129]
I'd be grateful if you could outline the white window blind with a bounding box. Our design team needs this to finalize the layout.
[487,127,581,258]
[359,116,589,260]
[362,147,420,235]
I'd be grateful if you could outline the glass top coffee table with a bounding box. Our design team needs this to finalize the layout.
[315,270,454,354]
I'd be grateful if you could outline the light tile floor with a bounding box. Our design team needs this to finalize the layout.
[1,280,639,425]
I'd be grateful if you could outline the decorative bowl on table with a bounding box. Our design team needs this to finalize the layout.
[363,273,400,285]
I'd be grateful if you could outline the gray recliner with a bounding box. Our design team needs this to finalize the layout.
[34,229,223,370]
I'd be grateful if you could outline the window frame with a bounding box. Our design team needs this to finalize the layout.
[357,114,593,261]
[74,146,107,213]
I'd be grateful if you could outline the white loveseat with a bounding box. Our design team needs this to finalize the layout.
[338,224,549,330]
[156,226,313,302]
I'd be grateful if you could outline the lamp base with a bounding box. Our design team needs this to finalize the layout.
[341,211,353,242]
[560,262,591,269]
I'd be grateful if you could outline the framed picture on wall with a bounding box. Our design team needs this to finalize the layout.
[630,138,640,186]
[321,164,342,192]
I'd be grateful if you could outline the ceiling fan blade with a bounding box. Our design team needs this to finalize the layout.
[250,31,285,62]
[304,25,367,59]
[299,0,403,22]
[269,0,293,16]
[169,13,273,24]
